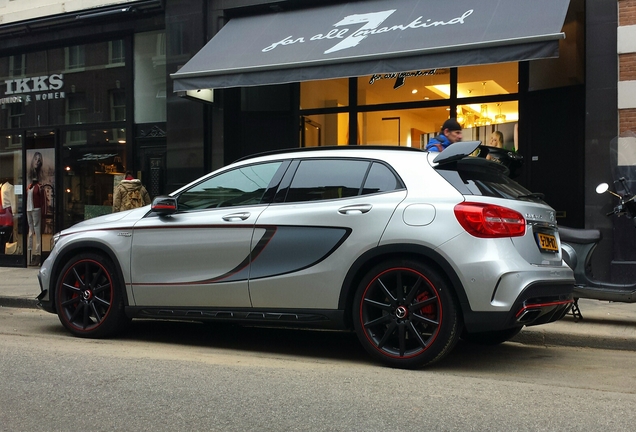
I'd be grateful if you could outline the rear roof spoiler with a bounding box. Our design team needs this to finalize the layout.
[432,141,481,165]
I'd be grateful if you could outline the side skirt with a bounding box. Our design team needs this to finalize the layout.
[125,306,347,330]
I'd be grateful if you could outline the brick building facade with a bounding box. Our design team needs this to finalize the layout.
[619,0,636,132]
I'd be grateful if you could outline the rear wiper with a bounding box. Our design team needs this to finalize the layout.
[518,192,545,200]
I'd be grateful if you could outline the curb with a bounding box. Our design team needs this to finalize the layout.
[0,296,39,309]
[512,328,635,352]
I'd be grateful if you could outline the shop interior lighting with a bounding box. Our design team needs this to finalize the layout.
[456,107,465,125]
[474,83,493,126]
[185,89,214,104]
[475,104,492,126]
[426,81,507,100]
[495,103,507,123]
[427,80,518,126]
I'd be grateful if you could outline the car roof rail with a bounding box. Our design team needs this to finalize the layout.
[234,145,425,163]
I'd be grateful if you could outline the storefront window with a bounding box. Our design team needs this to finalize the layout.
[0,134,22,258]
[358,107,450,148]
[134,31,166,123]
[66,93,87,124]
[300,78,348,110]
[9,55,26,77]
[358,69,450,105]
[66,45,86,70]
[457,101,518,130]
[0,39,127,129]
[25,139,55,262]
[110,40,125,65]
[111,90,126,121]
[61,128,127,228]
[459,101,518,151]
[299,64,520,150]
[7,104,24,129]
[300,113,348,146]
[457,63,518,97]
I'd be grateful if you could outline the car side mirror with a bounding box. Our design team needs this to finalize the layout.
[151,196,178,215]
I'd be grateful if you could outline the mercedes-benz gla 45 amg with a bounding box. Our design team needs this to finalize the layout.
[38,141,574,369]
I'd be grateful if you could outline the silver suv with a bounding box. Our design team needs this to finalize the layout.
[37,142,574,369]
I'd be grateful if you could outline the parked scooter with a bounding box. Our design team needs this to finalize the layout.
[560,132,636,319]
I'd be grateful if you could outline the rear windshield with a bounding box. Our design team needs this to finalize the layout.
[436,157,545,204]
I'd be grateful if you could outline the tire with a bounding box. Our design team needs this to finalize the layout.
[55,252,128,338]
[461,326,523,346]
[353,259,460,369]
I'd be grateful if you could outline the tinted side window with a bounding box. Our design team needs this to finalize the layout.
[285,159,370,203]
[178,162,282,210]
[361,162,402,195]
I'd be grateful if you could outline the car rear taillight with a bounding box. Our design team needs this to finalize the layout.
[454,202,526,238]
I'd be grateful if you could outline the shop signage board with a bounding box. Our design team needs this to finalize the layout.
[172,0,571,91]
[1,74,65,105]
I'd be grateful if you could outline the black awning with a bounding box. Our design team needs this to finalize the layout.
[172,0,570,91]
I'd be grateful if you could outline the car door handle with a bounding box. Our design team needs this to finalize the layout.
[338,204,373,215]
[222,212,251,221]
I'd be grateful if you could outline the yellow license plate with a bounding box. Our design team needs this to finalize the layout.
[536,232,559,252]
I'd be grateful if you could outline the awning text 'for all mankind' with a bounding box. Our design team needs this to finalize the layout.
[171,0,570,91]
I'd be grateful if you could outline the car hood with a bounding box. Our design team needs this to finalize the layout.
[61,206,150,235]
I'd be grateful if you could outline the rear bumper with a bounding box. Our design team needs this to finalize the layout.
[463,282,574,332]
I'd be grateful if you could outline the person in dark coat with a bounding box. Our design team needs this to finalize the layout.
[426,118,463,152]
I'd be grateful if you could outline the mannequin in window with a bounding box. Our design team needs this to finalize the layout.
[27,178,44,266]
[30,151,43,184]
[0,178,15,253]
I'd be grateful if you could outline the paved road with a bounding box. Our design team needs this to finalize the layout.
[2,307,636,431]
[3,266,636,357]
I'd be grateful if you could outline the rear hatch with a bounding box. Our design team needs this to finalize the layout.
[434,154,561,267]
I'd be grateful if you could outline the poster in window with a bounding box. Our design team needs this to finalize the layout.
[26,149,55,235]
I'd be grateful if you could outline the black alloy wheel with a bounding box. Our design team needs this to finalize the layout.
[353,259,460,369]
[55,253,127,338]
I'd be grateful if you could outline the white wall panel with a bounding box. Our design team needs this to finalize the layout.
[618,80,636,109]
[618,24,636,54]
[0,0,137,25]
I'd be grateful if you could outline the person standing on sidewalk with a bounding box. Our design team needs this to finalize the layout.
[425,118,463,152]
[112,171,151,212]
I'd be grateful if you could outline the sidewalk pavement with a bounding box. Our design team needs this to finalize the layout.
[0,266,42,309]
[0,266,635,352]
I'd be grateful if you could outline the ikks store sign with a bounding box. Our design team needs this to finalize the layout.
[1,74,65,105]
